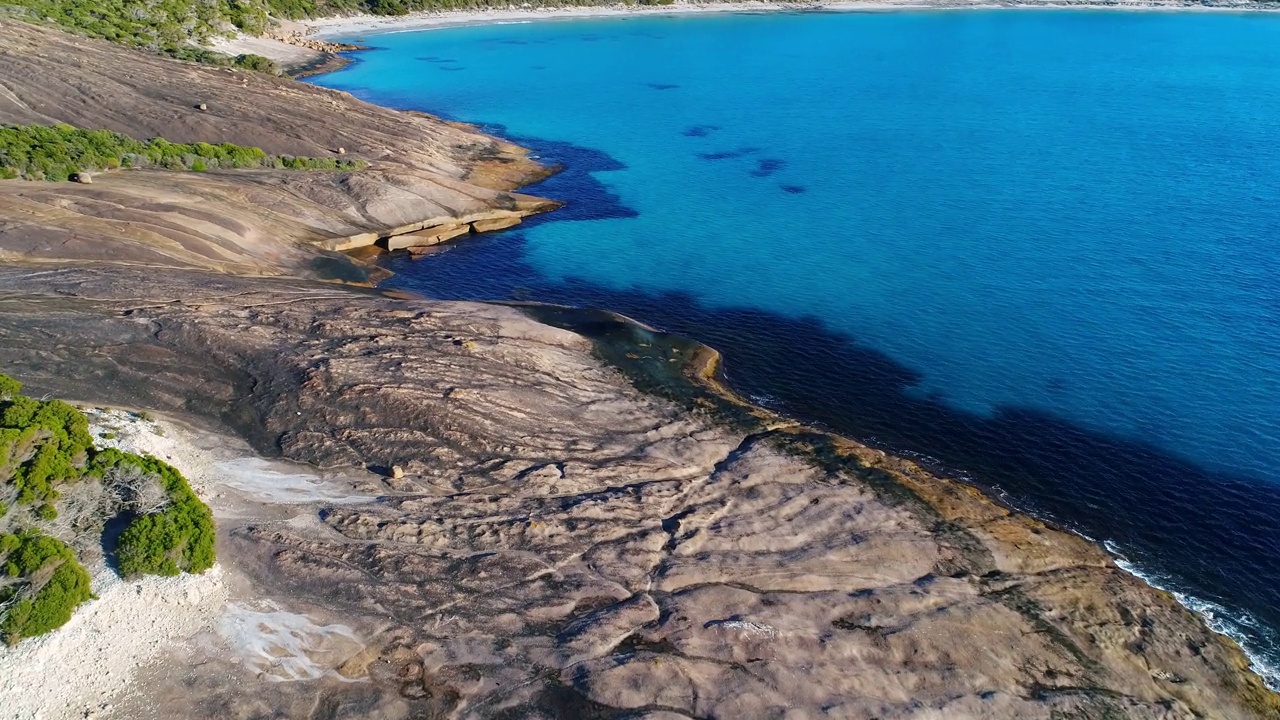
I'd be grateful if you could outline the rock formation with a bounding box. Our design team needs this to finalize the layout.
[0,266,1275,719]
[0,22,556,279]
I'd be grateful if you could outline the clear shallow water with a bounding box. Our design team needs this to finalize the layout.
[313,10,1280,684]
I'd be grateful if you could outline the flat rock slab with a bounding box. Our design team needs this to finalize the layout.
[385,223,470,251]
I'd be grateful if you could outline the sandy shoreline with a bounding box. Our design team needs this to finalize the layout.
[302,0,1280,39]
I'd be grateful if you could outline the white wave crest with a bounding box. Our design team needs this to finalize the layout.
[1105,540,1280,692]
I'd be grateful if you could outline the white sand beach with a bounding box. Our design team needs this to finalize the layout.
[300,0,1277,39]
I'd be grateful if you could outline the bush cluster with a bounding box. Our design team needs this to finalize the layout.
[0,372,216,643]
[0,394,93,504]
[94,450,216,576]
[0,531,93,643]
[0,123,364,182]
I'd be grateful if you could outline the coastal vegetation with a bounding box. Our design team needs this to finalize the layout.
[0,0,680,54]
[0,532,92,642]
[0,0,278,67]
[0,124,365,182]
[96,450,216,576]
[0,371,215,643]
[267,0,673,19]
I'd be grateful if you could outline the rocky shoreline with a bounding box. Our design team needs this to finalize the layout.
[0,266,1277,718]
[1,13,1279,719]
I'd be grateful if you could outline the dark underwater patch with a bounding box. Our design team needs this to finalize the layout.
[780,184,806,194]
[416,56,456,64]
[469,123,638,222]
[682,125,720,138]
[646,83,681,91]
[698,147,760,161]
[750,159,787,177]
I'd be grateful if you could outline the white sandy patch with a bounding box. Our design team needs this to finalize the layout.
[303,0,1279,38]
[207,34,323,66]
[86,408,365,510]
[0,565,229,720]
[214,457,368,505]
[217,602,364,682]
[0,410,230,720]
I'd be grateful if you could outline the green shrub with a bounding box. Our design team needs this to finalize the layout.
[0,377,215,643]
[0,532,93,644]
[0,124,365,181]
[1,396,40,428]
[2,396,94,504]
[0,373,20,400]
[101,454,215,576]
[233,53,279,75]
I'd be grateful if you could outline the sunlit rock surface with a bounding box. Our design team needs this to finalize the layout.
[0,266,1274,719]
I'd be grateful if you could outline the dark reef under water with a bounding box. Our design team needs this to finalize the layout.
[380,130,1280,683]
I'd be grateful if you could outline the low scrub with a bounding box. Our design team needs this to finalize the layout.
[2,0,273,65]
[93,450,216,576]
[0,123,364,182]
[0,372,216,643]
[0,531,93,643]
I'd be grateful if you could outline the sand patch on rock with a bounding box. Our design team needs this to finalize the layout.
[217,602,364,682]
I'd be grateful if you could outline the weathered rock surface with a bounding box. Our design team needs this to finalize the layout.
[0,265,1275,719]
[0,22,557,277]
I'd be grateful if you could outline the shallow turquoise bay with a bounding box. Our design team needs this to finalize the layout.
[313,10,1280,683]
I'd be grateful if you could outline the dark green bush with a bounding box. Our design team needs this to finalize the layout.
[1,394,93,504]
[233,53,280,75]
[0,123,364,181]
[0,375,215,643]
[102,453,215,576]
[0,532,93,644]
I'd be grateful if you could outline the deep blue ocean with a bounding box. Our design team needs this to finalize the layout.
[311,10,1280,686]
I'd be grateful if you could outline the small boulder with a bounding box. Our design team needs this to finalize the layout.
[390,465,405,479]
[336,147,346,155]
[196,103,208,111]
[70,172,92,184]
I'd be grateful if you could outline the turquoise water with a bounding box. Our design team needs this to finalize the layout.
[313,10,1280,684]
